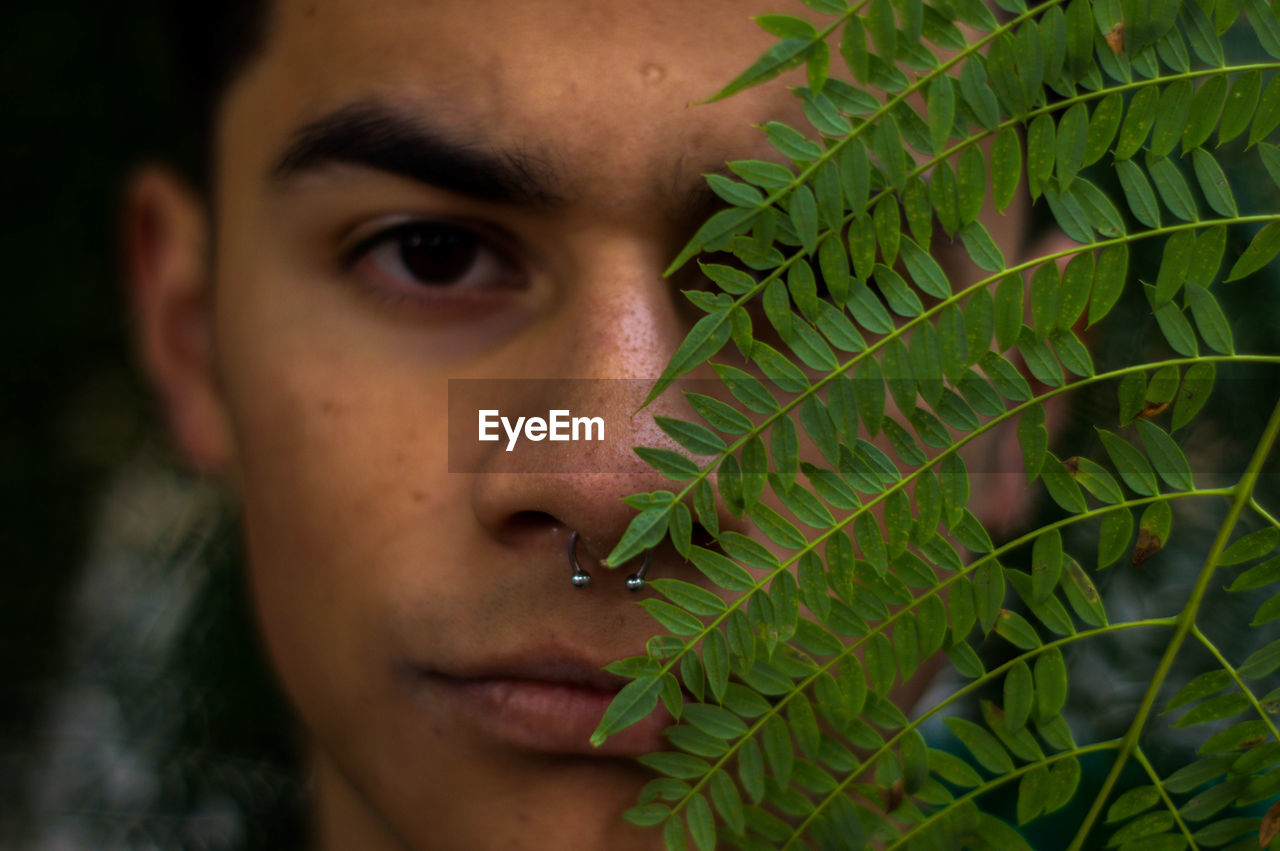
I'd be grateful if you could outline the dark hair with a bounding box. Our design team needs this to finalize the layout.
[166,0,275,185]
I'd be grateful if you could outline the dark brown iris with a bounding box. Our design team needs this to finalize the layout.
[397,224,479,285]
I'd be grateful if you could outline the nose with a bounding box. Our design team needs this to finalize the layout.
[467,241,740,593]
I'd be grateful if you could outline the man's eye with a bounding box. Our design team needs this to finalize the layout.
[348,221,519,292]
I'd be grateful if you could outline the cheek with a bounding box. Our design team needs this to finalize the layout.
[214,249,455,571]
[213,291,458,695]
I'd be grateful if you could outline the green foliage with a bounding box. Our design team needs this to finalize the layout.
[600,1,1280,847]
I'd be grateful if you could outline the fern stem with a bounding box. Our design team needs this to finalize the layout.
[1067,394,1280,850]
[1250,497,1280,532]
[783,621,1175,849]
[885,739,1124,850]
[627,348,1256,700]
[1190,623,1280,742]
[1018,62,1280,123]
[1132,745,1201,851]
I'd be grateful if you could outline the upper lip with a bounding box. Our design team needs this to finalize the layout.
[408,647,633,693]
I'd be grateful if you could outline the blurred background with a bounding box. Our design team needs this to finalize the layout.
[2,3,1278,850]
[1,5,302,849]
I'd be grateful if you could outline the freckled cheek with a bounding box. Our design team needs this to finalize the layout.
[224,353,464,713]
[224,347,455,587]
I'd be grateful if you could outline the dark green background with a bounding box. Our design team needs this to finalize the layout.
[2,0,168,791]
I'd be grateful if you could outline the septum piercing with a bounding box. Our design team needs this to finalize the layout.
[568,530,651,591]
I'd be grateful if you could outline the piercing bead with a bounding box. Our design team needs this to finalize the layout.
[625,549,652,592]
[568,529,651,590]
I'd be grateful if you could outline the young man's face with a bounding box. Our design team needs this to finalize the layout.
[134,1,1033,848]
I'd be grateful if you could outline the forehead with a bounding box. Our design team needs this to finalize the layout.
[217,0,812,200]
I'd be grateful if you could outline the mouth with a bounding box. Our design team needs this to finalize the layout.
[401,654,674,756]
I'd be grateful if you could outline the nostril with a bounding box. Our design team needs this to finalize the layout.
[491,509,562,550]
[506,509,558,533]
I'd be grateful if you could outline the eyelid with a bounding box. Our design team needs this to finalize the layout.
[332,215,529,321]
[338,213,520,271]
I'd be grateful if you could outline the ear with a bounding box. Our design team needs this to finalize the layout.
[123,166,235,474]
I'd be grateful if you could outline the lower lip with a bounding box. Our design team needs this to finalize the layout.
[422,674,672,756]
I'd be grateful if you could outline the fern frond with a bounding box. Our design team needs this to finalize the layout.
[598,0,1280,847]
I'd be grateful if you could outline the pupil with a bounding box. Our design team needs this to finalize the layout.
[399,225,479,285]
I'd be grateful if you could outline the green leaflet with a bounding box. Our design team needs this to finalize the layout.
[899,235,951,299]
[1061,556,1108,626]
[1149,79,1192,160]
[1228,554,1280,591]
[1058,250,1093,330]
[1097,428,1160,496]
[1017,765,1050,825]
[1154,229,1194,306]
[960,53,1001,130]
[927,74,955,155]
[996,609,1043,650]
[902,175,933,245]
[685,392,753,435]
[1116,159,1161,228]
[1187,225,1226,288]
[993,272,1025,351]
[1221,527,1280,565]
[1085,92,1123,165]
[1003,660,1034,733]
[1226,222,1280,282]
[1069,456,1124,504]
[1041,451,1088,513]
[593,677,663,745]
[1220,69,1261,145]
[992,126,1022,212]
[956,145,987,225]
[1135,419,1194,490]
[1106,785,1160,822]
[1183,74,1228,152]
[1147,155,1198,222]
[1172,361,1215,431]
[665,209,757,277]
[1239,637,1280,678]
[1250,72,1280,146]
[703,37,814,103]
[946,717,1015,774]
[1116,86,1159,161]
[1056,102,1089,189]
[1027,112,1056,196]
[1029,261,1060,337]
[1031,527,1064,604]
[930,159,961,235]
[655,416,728,456]
[959,221,1006,272]
[1070,177,1126,238]
[1191,147,1237,217]
[1150,291,1200,357]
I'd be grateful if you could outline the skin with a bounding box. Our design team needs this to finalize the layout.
[126,1,1055,848]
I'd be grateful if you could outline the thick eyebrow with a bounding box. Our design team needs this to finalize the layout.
[270,102,565,206]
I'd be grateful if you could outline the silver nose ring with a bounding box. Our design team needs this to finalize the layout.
[568,530,651,591]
